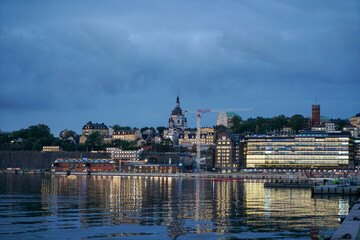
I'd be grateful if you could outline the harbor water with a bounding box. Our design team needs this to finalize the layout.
[0,174,357,239]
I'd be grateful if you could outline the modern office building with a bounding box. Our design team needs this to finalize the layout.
[215,130,242,172]
[312,105,320,126]
[354,138,360,169]
[245,132,353,169]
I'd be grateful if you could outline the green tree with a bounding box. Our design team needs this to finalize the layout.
[230,114,243,133]
[156,126,166,135]
[272,115,288,131]
[289,114,305,133]
[335,119,349,131]
[85,132,103,151]
[152,138,174,152]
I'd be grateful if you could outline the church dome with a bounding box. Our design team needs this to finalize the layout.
[172,106,183,115]
[171,96,183,115]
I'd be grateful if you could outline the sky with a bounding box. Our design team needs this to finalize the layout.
[1,0,359,136]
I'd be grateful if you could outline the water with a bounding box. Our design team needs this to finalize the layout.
[0,174,356,240]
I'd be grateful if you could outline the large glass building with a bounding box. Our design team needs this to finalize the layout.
[245,132,353,169]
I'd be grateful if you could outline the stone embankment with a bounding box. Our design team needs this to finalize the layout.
[0,151,108,170]
[54,171,306,181]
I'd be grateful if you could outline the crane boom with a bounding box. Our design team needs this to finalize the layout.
[187,107,253,171]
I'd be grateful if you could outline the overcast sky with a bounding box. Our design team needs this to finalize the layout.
[1,0,359,135]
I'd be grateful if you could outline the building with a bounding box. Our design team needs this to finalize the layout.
[312,105,320,126]
[52,159,115,173]
[354,138,360,169]
[343,124,359,138]
[42,146,60,152]
[245,132,353,169]
[82,121,109,136]
[178,132,215,147]
[121,163,180,174]
[215,130,241,173]
[350,114,360,128]
[217,112,236,128]
[106,148,143,161]
[168,96,187,130]
[112,130,142,141]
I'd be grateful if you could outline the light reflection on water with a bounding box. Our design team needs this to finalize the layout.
[0,174,356,239]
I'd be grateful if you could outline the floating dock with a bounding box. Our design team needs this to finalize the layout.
[313,185,359,195]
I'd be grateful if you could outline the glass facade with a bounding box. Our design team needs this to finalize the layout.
[245,132,353,169]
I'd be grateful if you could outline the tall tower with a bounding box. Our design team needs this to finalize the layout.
[168,96,187,130]
[312,104,320,126]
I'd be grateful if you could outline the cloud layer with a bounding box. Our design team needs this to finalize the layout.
[1,0,359,134]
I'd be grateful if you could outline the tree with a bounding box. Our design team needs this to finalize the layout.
[152,138,174,152]
[272,115,287,131]
[110,139,138,150]
[85,132,103,151]
[112,125,131,131]
[334,119,349,131]
[156,126,166,135]
[230,114,242,133]
[289,114,305,133]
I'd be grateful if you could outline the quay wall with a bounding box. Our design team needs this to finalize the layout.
[54,171,306,180]
[0,151,108,170]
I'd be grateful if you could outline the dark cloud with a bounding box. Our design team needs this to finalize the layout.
[0,0,359,134]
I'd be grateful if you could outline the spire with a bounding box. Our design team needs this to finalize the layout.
[176,95,180,107]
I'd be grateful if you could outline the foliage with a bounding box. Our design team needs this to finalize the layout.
[112,125,131,131]
[334,118,350,131]
[156,126,166,135]
[151,138,174,152]
[289,114,305,133]
[108,139,138,150]
[229,114,290,135]
[85,132,103,151]
[6,124,56,151]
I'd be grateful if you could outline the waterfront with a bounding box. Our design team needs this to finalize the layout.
[0,175,357,239]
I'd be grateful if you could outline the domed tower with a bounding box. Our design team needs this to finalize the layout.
[169,96,187,130]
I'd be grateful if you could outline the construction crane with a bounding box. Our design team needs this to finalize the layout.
[184,107,253,171]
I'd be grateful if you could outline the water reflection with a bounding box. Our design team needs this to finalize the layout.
[0,174,356,239]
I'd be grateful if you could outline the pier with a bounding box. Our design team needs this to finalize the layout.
[331,198,360,240]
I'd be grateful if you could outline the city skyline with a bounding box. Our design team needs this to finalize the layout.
[1,0,359,135]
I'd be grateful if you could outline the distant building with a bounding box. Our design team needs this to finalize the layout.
[343,124,359,138]
[354,138,360,169]
[163,128,182,145]
[245,132,353,169]
[106,148,143,161]
[82,121,109,136]
[168,96,187,130]
[113,130,142,141]
[165,96,187,145]
[312,105,320,126]
[42,146,60,152]
[217,112,236,128]
[325,122,336,133]
[350,113,360,128]
[178,132,215,147]
[205,147,216,170]
[215,130,241,173]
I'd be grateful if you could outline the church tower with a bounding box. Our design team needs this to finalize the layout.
[168,96,187,130]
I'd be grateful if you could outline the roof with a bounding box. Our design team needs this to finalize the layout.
[113,130,138,135]
[83,121,108,129]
